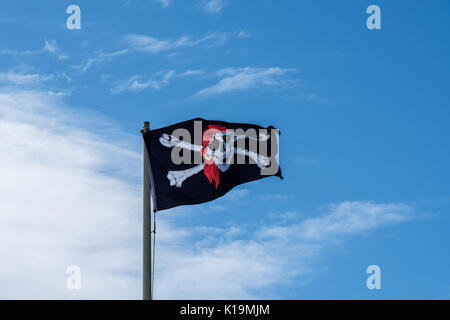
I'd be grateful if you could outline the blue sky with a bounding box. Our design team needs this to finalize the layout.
[0,0,449,299]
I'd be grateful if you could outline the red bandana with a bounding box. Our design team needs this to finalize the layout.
[201,124,227,189]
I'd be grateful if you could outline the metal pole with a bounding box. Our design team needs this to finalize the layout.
[142,121,152,300]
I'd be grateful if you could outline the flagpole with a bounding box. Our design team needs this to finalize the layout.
[142,121,152,300]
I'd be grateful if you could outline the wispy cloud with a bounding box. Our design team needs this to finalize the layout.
[76,49,129,72]
[43,40,69,60]
[237,30,251,39]
[1,40,69,60]
[1,47,38,56]
[107,66,296,98]
[155,201,415,299]
[176,69,205,78]
[200,0,227,15]
[192,67,296,98]
[42,40,58,53]
[110,70,175,94]
[77,32,226,73]
[154,0,172,8]
[258,202,413,241]
[109,69,205,94]
[0,71,53,86]
[123,32,227,53]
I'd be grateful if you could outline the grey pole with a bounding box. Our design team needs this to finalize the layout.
[142,121,152,300]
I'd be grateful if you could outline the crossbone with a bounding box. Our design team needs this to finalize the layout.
[159,131,271,187]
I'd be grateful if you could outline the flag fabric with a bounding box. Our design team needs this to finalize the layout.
[143,118,282,211]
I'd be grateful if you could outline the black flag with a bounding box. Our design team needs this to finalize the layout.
[143,118,282,211]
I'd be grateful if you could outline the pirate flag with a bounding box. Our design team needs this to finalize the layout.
[143,118,282,211]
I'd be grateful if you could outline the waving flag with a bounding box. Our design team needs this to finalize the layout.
[143,118,282,211]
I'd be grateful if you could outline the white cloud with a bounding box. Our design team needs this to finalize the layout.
[1,40,69,60]
[0,88,415,299]
[109,69,205,94]
[0,48,36,56]
[0,71,53,85]
[155,201,414,299]
[200,0,227,15]
[123,32,227,54]
[0,89,141,299]
[110,70,175,94]
[237,31,251,39]
[43,40,58,53]
[42,40,69,60]
[192,67,296,98]
[176,69,205,78]
[76,49,129,72]
[154,0,172,8]
[77,32,226,73]
[258,202,413,241]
